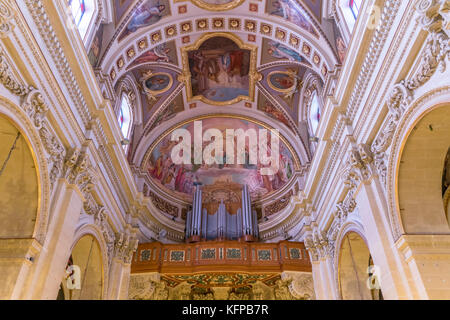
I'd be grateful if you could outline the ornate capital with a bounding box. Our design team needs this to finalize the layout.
[0,1,16,38]
[114,232,139,264]
[417,0,449,34]
[63,149,95,194]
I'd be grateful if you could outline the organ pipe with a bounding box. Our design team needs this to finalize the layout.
[186,185,259,242]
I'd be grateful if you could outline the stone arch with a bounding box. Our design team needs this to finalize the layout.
[115,74,143,127]
[336,229,373,300]
[397,103,450,234]
[0,113,39,238]
[387,87,450,238]
[0,97,51,243]
[60,226,109,300]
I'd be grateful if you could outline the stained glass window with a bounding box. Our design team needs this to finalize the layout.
[69,0,86,26]
[349,0,361,20]
[118,94,132,139]
[309,91,321,134]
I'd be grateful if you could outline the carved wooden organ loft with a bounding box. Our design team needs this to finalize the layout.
[131,181,312,276]
[186,183,259,242]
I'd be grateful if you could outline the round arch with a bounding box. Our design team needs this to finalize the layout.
[60,226,109,300]
[396,103,450,234]
[0,114,39,238]
[336,229,374,300]
[0,97,51,243]
[386,87,450,239]
[132,104,309,170]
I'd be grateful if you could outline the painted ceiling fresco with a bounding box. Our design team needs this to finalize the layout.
[130,66,181,124]
[88,0,347,203]
[185,36,252,104]
[144,117,298,202]
[261,38,311,66]
[259,64,308,121]
[266,0,319,38]
[118,0,171,41]
[129,40,178,67]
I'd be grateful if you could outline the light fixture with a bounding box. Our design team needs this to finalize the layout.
[310,136,319,143]
[121,138,130,146]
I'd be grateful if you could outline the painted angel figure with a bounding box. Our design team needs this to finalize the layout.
[127,3,166,33]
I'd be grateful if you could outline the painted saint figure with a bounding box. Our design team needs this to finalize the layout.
[119,1,168,41]
[268,41,304,63]
[128,4,165,32]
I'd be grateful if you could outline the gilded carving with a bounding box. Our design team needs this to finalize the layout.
[149,190,179,217]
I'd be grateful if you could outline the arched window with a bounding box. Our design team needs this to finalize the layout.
[338,0,362,38]
[69,0,86,26]
[68,0,95,39]
[349,0,362,20]
[118,94,132,141]
[309,91,321,134]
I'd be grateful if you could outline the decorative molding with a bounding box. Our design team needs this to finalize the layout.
[0,50,66,190]
[371,6,449,186]
[114,232,139,264]
[94,208,116,263]
[0,0,15,38]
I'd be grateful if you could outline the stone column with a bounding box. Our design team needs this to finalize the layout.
[305,232,339,300]
[319,255,339,299]
[352,145,413,299]
[0,239,42,299]
[24,150,92,299]
[107,232,138,300]
[26,178,84,299]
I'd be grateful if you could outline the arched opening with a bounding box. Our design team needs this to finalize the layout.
[338,232,381,300]
[398,104,450,233]
[0,114,38,239]
[308,90,321,135]
[60,235,104,300]
[119,93,132,134]
[118,93,133,153]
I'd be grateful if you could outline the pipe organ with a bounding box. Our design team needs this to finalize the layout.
[186,183,259,242]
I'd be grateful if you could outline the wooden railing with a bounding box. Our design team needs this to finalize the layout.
[131,240,311,274]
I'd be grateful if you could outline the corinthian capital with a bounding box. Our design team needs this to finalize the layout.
[114,232,139,264]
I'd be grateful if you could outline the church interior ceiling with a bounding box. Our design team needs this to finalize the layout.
[87,0,345,230]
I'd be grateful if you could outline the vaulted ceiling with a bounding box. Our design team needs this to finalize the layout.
[88,0,346,209]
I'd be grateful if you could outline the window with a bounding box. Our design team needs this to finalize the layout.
[349,0,362,20]
[69,0,86,27]
[309,91,321,134]
[67,0,94,39]
[118,94,132,140]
